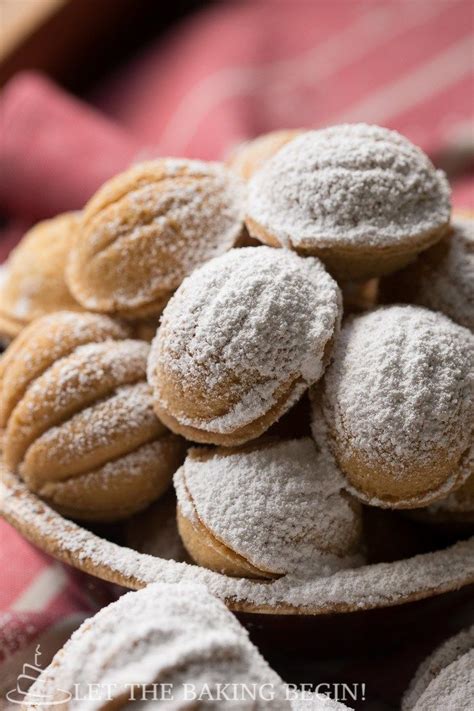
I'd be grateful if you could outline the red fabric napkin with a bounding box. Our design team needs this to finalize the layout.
[0,73,142,221]
[94,0,474,164]
[0,0,473,702]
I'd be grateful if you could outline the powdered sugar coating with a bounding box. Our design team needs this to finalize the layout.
[1,326,181,521]
[416,217,473,329]
[0,311,129,428]
[314,306,473,507]
[39,437,183,521]
[25,583,296,711]
[148,246,341,435]
[4,339,150,471]
[24,339,148,411]
[407,651,473,710]
[402,626,474,711]
[23,382,163,483]
[381,216,474,330]
[68,159,246,316]
[246,124,450,249]
[175,438,362,576]
[2,466,473,613]
[0,213,83,334]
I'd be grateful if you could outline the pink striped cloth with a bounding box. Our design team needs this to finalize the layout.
[0,0,473,691]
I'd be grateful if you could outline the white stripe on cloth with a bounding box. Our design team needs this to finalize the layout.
[10,564,68,613]
[334,34,474,125]
[156,0,445,153]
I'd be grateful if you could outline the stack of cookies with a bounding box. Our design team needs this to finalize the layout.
[0,124,472,579]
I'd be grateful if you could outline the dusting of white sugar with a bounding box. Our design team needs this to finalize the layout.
[395,216,473,331]
[149,246,341,434]
[318,305,473,479]
[402,625,474,710]
[246,124,450,249]
[0,311,128,428]
[2,468,473,613]
[71,159,247,313]
[26,381,160,482]
[5,339,150,471]
[175,438,362,576]
[25,583,297,711]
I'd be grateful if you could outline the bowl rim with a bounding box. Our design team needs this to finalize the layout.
[1,463,473,616]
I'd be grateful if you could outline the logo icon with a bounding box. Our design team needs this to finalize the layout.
[6,645,72,706]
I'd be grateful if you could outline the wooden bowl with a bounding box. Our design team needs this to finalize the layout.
[1,462,473,617]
